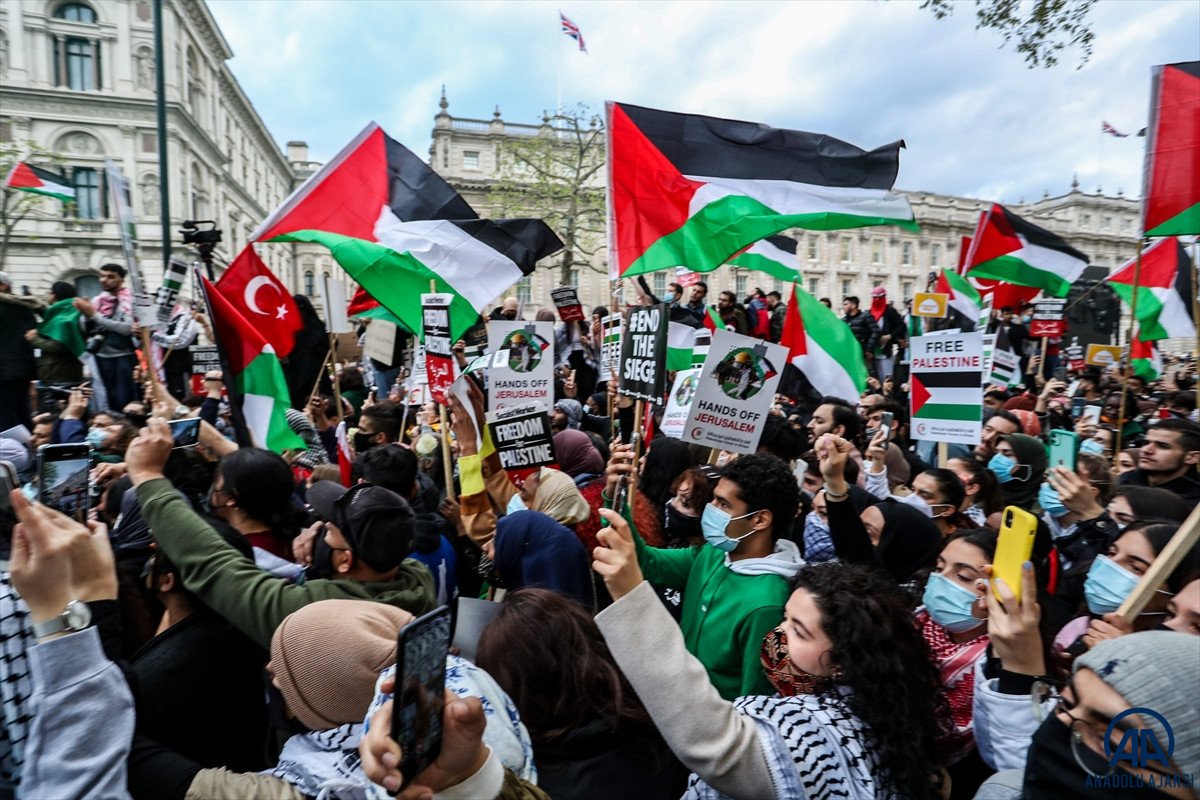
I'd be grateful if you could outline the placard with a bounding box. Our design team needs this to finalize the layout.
[363,319,398,366]
[485,402,557,471]
[675,267,701,288]
[1086,344,1122,367]
[421,293,455,403]
[487,321,554,411]
[459,315,489,361]
[912,292,949,318]
[550,286,585,322]
[320,273,351,334]
[683,330,787,455]
[600,314,623,376]
[156,257,189,325]
[909,331,983,446]
[661,368,700,439]
[1029,299,1067,338]
[619,304,669,404]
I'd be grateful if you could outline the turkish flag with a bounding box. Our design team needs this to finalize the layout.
[216,245,302,358]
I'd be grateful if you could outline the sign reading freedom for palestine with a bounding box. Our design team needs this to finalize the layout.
[485,402,557,471]
[910,331,983,446]
[620,304,669,404]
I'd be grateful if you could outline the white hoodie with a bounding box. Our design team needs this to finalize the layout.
[726,538,805,577]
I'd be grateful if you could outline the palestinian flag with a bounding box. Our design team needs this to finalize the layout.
[964,204,1088,297]
[936,267,983,331]
[780,284,867,401]
[667,318,699,371]
[198,270,304,454]
[607,102,916,279]
[911,369,982,423]
[1130,329,1162,381]
[1106,238,1195,341]
[37,298,85,358]
[4,162,74,203]
[1142,62,1199,236]
[250,122,562,341]
[727,235,801,281]
[702,306,727,334]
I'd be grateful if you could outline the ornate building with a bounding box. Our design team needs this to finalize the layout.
[431,94,1138,345]
[0,0,343,313]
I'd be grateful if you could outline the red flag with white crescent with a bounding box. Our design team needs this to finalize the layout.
[216,245,303,358]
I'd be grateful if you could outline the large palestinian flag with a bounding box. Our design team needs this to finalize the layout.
[3,162,74,202]
[1106,238,1195,341]
[250,123,562,341]
[1142,62,1199,237]
[963,204,1088,298]
[780,284,867,401]
[606,102,916,279]
[727,235,801,282]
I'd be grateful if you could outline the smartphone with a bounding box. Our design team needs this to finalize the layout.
[1,461,16,568]
[168,417,201,449]
[877,411,894,444]
[392,605,453,787]
[1079,405,1102,427]
[1066,380,1081,398]
[992,506,1038,603]
[1048,429,1078,471]
[36,443,91,524]
[1071,396,1086,419]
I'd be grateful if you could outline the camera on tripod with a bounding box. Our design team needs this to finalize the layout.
[180,220,223,278]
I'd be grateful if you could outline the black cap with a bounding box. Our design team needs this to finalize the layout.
[306,481,415,572]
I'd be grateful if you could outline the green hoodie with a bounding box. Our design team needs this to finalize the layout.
[136,478,435,648]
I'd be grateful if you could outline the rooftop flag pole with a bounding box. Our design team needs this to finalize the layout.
[153,0,170,269]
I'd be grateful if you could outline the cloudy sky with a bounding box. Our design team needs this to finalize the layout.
[208,0,1198,204]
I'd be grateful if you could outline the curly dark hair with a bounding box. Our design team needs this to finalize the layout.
[790,563,949,800]
[719,453,801,540]
[475,588,650,745]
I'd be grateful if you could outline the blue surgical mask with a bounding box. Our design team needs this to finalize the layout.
[1079,439,1106,457]
[701,504,759,553]
[662,292,676,303]
[506,493,527,516]
[923,572,983,634]
[1084,555,1139,614]
[988,453,1018,483]
[1038,482,1069,518]
[85,428,107,450]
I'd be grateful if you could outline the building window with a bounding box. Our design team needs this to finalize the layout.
[808,277,819,296]
[839,238,851,263]
[902,281,913,298]
[873,278,884,288]
[841,279,852,298]
[871,240,882,265]
[901,242,912,266]
[1102,215,1112,229]
[56,3,97,22]
[54,36,99,90]
[651,272,666,296]
[931,243,941,267]
[303,271,315,296]
[807,237,818,261]
[735,274,747,298]
[516,275,532,304]
[72,167,101,219]
[140,132,156,152]
[1081,213,1091,226]
[566,268,580,289]
[462,150,480,169]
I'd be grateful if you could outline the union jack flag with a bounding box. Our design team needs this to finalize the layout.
[1101,121,1129,138]
[560,11,587,53]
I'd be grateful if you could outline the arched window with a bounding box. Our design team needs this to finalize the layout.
[304,271,315,297]
[54,3,97,23]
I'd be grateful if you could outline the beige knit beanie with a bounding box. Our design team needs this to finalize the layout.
[270,599,414,730]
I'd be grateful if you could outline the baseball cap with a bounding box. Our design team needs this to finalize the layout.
[307,481,415,572]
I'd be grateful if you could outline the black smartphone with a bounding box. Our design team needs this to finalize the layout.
[1071,396,1086,419]
[168,417,201,449]
[36,443,91,524]
[1,460,17,567]
[392,605,453,787]
[877,411,894,443]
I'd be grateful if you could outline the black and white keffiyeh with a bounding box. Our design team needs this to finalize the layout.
[0,575,34,787]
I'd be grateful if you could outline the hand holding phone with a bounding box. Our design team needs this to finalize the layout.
[168,417,201,449]
[991,506,1037,603]
[36,444,91,524]
[392,606,453,787]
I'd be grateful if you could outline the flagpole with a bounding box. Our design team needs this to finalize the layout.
[1114,238,1144,457]
[431,279,456,501]
[153,0,170,269]
[1193,241,1199,414]
[194,266,253,448]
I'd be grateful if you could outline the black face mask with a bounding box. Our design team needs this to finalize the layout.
[1024,715,1174,800]
[353,431,376,453]
[306,533,337,580]
[663,502,702,546]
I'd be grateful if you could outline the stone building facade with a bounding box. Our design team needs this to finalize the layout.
[431,94,1139,345]
[0,0,343,313]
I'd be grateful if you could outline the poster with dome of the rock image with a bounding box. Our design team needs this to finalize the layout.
[683,329,787,455]
[486,320,555,412]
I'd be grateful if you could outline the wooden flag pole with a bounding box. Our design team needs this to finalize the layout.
[306,345,334,408]
[431,279,456,500]
[937,441,949,468]
[1036,336,1049,384]
[1114,239,1145,457]
[327,332,345,424]
[1117,502,1200,623]
[1193,242,1199,413]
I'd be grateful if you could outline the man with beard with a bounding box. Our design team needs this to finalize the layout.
[1118,418,1200,503]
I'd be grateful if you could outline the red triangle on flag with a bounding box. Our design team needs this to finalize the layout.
[780,285,808,359]
[911,373,931,416]
[6,163,43,190]
[966,205,1023,269]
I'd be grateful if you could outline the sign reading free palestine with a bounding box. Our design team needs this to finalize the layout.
[909,331,983,446]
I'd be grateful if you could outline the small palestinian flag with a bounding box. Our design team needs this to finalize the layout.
[1107,238,1195,341]
[251,122,562,341]
[780,284,867,401]
[607,102,916,279]
[963,204,1088,298]
[1142,62,1199,236]
[667,318,700,372]
[911,370,983,423]
[936,267,983,332]
[702,306,727,334]
[4,162,75,203]
[726,235,801,282]
[1130,329,1162,381]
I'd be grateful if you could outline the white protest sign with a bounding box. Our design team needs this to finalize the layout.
[600,314,623,376]
[661,368,701,439]
[320,274,351,334]
[363,319,398,366]
[683,330,787,455]
[909,331,983,446]
[487,321,554,411]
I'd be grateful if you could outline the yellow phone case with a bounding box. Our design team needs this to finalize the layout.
[992,506,1038,603]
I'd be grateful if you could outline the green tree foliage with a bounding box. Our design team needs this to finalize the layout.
[0,141,70,272]
[920,0,1096,69]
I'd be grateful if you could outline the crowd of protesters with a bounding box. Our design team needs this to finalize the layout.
[1,272,1198,800]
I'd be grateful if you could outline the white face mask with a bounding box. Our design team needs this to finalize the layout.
[896,492,934,517]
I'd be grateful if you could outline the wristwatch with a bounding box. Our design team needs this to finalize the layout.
[32,600,92,639]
